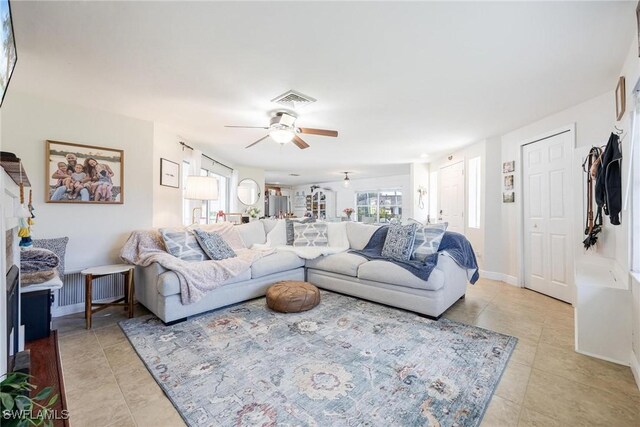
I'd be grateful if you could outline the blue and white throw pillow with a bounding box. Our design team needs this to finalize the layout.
[381,223,417,262]
[293,223,328,247]
[192,229,237,261]
[411,221,448,261]
[286,218,315,245]
[159,228,208,262]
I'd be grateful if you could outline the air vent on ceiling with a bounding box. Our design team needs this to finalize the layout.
[271,90,316,108]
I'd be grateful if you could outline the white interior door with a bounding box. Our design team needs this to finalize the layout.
[438,161,465,233]
[523,131,573,303]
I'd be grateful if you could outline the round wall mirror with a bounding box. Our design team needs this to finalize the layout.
[237,178,261,205]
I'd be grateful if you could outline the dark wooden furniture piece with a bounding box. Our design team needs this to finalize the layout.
[21,289,54,341]
[82,264,134,329]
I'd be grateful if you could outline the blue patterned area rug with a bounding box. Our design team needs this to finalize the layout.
[120,291,517,426]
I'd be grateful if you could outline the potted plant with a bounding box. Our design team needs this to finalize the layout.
[1,372,59,427]
[343,207,354,220]
[245,207,261,221]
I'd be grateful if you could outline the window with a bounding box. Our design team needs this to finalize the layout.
[468,156,481,228]
[182,161,231,225]
[356,190,402,223]
[182,161,191,225]
[200,168,229,223]
[632,98,640,273]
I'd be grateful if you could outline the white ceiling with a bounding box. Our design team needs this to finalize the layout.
[9,1,635,185]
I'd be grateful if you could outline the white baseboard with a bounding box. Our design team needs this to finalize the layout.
[574,348,630,367]
[631,349,640,391]
[479,270,521,287]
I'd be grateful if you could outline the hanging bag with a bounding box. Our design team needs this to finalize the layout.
[582,146,602,249]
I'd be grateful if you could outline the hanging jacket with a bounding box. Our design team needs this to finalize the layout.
[594,133,622,225]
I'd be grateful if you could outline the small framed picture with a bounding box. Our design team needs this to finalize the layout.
[504,174,514,191]
[615,76,625,121]
[46,140,124,204]
[503,161,515,173]
[160,158,180,188]
[503,192,515,203]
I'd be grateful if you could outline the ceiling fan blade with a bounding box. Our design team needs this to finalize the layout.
[297,127,338,137]
[292,135,310,149]
[245,135,270,149]
[225,125,269,129]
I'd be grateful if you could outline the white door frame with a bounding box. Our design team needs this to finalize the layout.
[516,124,576,297]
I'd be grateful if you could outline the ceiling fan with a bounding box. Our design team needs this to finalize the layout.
[225,112,338,149]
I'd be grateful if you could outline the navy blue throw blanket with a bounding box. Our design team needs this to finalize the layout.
[350,226,479,284]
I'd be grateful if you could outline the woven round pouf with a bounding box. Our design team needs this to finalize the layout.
[266,281,321,313]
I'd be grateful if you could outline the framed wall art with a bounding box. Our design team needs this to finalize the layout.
[160,158,180,188]
[0,0,17,107]
[502,161,515,173]
[46,140,124,204]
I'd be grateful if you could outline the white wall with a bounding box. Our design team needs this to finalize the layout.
[152,124,188,228]
[483,136,504,273]
[410,163,430,223]
[293,174,411,220]
[500,91,624,279]
[1,92,154,272]
[617,37,640,385]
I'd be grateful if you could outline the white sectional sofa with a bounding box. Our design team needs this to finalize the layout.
[134,220,470,324]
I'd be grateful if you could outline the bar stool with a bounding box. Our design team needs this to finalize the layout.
[82,264,135,329]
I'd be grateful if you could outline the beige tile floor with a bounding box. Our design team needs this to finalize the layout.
[53,279,640,427]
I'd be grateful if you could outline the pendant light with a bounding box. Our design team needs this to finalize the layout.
[342,172,351,188]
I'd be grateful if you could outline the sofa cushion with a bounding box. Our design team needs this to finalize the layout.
[293,223,328,247]
[305,252,368,277]
[381,223,417,262]
[411,222,448,261]
[192,229,236,260]
[157,269,252,296]
[236,221,266,247]
[357,260,445,291]
[345,222,380,250]
[251,251,305,278]
[159,228,208,262]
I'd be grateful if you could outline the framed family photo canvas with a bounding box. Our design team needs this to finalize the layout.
[160,158,180,188]
[502,161,515,173]
[45,140,124,204]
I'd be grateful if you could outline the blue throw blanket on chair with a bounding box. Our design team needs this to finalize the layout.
[350,226,479,284]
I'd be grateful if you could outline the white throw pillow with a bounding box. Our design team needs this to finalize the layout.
[265,219,287,247]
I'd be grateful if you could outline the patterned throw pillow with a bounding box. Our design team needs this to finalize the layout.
[411,222,448,261]
[159,228,207,262]
[192,229,237,261]
[32,237,69,277]
[381,223,417,262]
[293,223,328,247]
[286,218,315,245]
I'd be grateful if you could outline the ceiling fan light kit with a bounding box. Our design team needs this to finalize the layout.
[343,172,351,188]
[270,128,294,144]
[226,107,338,150]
